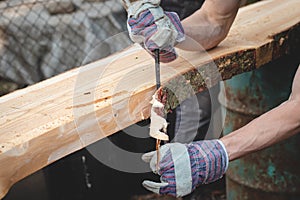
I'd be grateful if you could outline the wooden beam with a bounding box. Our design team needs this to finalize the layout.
[0,0,299,198]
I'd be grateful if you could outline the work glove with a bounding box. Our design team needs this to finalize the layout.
[142,140,228,197]
[125,0,185,63]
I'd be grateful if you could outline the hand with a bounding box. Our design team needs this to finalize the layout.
[126,0,185,63]
[141,140,228,197]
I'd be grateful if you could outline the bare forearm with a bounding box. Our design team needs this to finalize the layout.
[221,98,300,161]
[176,0,241,51]
[176,13,227,51]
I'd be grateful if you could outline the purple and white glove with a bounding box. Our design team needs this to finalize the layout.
[142,140,228,197]
[125,0,185,63]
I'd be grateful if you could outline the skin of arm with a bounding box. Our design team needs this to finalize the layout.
[176,0,243,51]
[220,66,300,161]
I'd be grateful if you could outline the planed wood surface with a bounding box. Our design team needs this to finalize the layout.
[0,0,299,198]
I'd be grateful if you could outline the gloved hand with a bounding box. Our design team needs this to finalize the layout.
[141,140,228,197]
[125,0,185,63]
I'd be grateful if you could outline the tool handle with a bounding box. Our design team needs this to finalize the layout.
[154,49,161,89]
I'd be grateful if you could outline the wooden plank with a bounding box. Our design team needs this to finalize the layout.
[0,0,299,198]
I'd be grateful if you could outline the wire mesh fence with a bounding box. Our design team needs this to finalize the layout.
[0,0,131,87]
[0,0,261,94]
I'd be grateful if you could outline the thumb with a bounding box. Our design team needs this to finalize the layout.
[142,180,168,194]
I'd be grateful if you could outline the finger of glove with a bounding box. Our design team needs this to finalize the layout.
[146,44,177,63]
[159,48,177,63]
[141,151,156,163]
[127,10,155,32]
[142,180,168,194]
[145,27,176,51]
[128,7,166,39]
[128,10,182,62]
[157,149,174,174]
[165,11,185,42]
[138,9,181,50]
[128,8,184,45]
[142,144,173,173]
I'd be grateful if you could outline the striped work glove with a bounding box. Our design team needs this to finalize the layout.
[125,0,185,63]
[142,140,228,197]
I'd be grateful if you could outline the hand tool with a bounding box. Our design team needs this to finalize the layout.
[154,49,161,89]
[154,49,161,171]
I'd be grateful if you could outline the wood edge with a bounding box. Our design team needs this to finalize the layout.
[160,21,300,114]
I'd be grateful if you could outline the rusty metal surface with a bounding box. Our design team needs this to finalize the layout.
[223,107,300,193]
[219,56,300,198]
[227,178,300,200]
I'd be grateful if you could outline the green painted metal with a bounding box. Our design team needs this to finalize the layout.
[219,57,300,199]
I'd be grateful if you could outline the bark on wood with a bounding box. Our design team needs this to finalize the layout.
[0,0,299,198]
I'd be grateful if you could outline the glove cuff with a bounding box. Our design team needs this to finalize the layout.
[216,139,229,172]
